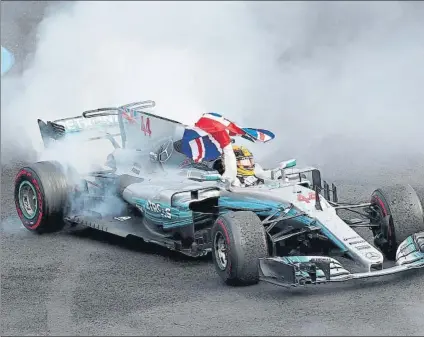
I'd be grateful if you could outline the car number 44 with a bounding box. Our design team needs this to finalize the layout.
[297,192,316,203]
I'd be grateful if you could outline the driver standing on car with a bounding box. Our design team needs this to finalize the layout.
[213,144,273,187]
[216,144,273,187]
[232,145,261,186]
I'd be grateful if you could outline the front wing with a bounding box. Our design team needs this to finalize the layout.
[259,232,424,287]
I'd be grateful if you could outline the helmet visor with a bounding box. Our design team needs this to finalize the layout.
[237,157,254,169]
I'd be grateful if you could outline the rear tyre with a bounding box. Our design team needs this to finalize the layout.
[211,211,268,286]
[370,184,424,260]
[14,161,69,234]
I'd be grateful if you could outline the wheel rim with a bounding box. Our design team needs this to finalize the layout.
[18,181,38,219]
[214,231,228,270]
[373,207,387,236]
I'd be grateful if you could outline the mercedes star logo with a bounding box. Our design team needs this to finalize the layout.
[365,252,380,260]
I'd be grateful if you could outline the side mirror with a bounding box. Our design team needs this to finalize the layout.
[202,173,222,181]
[279,159,296,170]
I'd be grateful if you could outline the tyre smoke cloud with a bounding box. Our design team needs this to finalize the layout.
[1,1,423,178]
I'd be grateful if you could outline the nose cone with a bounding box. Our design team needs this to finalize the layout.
[1,46,15,76]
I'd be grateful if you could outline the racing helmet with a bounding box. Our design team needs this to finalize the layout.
[232,145,255,177]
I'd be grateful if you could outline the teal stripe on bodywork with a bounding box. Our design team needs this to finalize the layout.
[218,196,282,216]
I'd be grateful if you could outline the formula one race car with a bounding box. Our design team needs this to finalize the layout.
[14,100,424,288]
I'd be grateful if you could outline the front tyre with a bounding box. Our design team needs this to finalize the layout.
[370,184,424,260]
[211,211,268,286]
[14,161,69,234]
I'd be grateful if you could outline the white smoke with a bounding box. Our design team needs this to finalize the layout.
[1,1,424,177]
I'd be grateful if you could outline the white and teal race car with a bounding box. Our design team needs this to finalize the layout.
[14,101,424,288]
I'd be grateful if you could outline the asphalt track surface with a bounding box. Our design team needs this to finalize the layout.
[2,162,424,337]
[1,2,424,336]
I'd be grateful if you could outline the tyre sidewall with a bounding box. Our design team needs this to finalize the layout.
[371,184,424,259]
[211,214,242,283]
[14,167,46,231]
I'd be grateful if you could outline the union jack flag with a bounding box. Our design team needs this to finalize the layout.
[181,112,274,163]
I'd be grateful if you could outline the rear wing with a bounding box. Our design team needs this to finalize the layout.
[37,100,185,152]
[37,101,154,147]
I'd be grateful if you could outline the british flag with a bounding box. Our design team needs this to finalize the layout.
[181,112,274,163]
[241,127,275,143]
[195,113,246,140]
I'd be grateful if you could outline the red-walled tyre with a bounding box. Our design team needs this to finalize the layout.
[211,211,268,286]
[14,161,69,234]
